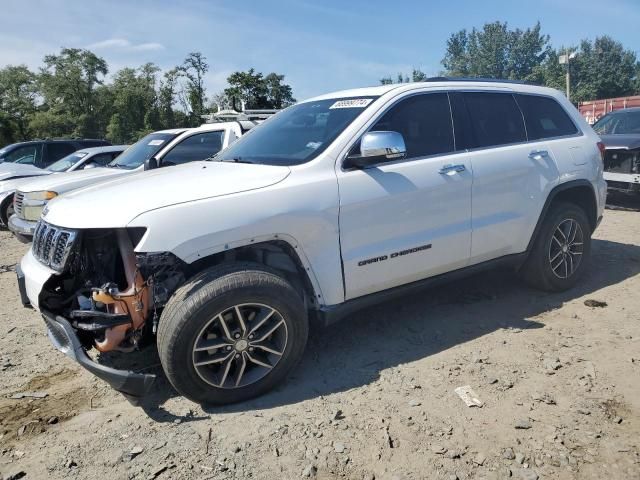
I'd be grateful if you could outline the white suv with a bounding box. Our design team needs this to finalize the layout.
[17,80,607,405]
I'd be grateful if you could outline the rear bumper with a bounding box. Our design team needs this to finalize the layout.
[8,215,35,242]
[41,311,156,403]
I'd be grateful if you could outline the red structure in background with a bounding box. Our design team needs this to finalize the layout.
[579,95,640,125]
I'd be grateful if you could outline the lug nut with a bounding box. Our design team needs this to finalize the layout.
[234,333,241,339]
[226,346,232,351]
[248,334,254,340]
[249,347,254,352]
[235,354,240,359]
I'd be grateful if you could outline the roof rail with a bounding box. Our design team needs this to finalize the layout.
[201,108,279,124]
[424,76,537,85]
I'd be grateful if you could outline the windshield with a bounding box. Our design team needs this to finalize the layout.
[216,97,379,166]
[47,152,88,172]
[108,132,179,169]
[593,110,640,135]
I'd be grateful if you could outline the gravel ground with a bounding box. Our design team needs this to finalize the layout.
[1,196,639,480]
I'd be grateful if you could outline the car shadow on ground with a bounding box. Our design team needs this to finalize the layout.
[122,231,640,422]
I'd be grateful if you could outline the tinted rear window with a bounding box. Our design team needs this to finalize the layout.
[463,92,527,148]
[516,94,578,140]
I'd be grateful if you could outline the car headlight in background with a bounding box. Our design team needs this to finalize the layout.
[25,190,58,201]
[21,191,58,221]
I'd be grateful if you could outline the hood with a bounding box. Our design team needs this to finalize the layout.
[0,163,49,181]
[43,161,291,229]
[599,134,640,150]
[0,176,44,199]
[17,166,131,195]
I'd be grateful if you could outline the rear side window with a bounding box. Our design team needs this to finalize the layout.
[463,92,526,148]
[161,131,225,166]
[516,94,578,140]
[371,93,455,158]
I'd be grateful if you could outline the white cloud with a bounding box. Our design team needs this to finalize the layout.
[86,38,165,52]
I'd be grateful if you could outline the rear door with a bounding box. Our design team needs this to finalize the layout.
[451,91,560,263]
[338,91,473,300]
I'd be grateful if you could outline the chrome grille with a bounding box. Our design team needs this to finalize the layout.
[32,221,78,272]
[13,191,24,217]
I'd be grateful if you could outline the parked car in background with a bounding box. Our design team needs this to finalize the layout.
[16,79,606,405]
[0,145,127,228]
[8,121,253,242]
[0,139,111,166]
[592,107,640,195]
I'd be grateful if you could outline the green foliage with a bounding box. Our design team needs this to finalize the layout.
[178,52,209,126]
[0,65,38,141]
[531,36,639,103]
[379,69,426,85]
[442,21,551,80]
[225,68,295,109]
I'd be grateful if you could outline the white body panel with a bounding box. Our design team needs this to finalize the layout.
[338,151,472,299]
[0,163,50,181]
[21,81,607,311]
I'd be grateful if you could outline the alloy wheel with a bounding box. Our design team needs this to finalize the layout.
[192,303,288,389]
[548,218,584,279]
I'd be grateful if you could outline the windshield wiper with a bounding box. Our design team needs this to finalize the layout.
[216,157,254,164]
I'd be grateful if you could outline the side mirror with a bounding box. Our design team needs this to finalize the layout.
[344,131,406,169]
[144,157,159,171]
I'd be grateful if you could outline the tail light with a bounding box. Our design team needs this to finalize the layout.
[596,142,606,162]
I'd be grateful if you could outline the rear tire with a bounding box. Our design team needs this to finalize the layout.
[157,263,308,405]
[520,202,591,292]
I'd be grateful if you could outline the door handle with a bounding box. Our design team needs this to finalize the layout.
[439,164,466,175]
[528,149,549,159]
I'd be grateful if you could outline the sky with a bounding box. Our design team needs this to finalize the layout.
[1,0,640,101]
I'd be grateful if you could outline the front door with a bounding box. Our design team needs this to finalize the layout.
[337,92,473,300]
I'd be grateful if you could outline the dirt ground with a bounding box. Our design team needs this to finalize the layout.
[1,195,639,480]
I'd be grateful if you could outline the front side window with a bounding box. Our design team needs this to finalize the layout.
[4,145,39,164]
[516,94,578,140]
[463,92,527,148]
[109,132,179,170]
[89,153,115,166]
[370,93,455,158]
[162,131,225,166]
[216,97,379,166]
[46,152,88,172]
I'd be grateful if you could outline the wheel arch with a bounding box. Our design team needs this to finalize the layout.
[184,235,325,309]
[527,179,598,253]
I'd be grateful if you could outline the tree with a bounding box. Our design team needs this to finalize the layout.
[379,69,427,85]
[178,52,209,125]
[105,64,164,143]
[263,73,295,108]
[0,65,38,141]
[33,48,108,138]
[442,21,551,80]
[225,68,268,109]
[158,68,180,128]
[533,36,639,103]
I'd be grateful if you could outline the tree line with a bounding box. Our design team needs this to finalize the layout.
[0,49,295,146]
[382,21,640,104]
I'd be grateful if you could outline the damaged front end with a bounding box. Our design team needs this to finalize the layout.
[603,148,640,193]
[35,222,185,402]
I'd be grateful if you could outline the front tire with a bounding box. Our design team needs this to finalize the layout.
[520,202,592,292]
[0,195,14,229]
[157,264,308,405]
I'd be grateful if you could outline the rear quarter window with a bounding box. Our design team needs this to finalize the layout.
[515,94,578,140]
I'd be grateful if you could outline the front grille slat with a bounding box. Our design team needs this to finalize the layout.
[13,192,24,217]
[32,220,78,272]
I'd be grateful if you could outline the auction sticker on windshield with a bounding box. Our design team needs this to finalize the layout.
[148,139,165,146]
[330,98,373,109]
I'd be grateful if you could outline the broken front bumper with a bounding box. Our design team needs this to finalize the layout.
[41,310,156,403]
